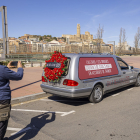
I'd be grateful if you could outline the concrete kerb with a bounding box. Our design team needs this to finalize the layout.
[11,92,49,105]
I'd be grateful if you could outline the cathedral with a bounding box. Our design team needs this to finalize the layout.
[62,24,93,42]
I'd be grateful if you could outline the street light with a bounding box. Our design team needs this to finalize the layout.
[108,41,115,55]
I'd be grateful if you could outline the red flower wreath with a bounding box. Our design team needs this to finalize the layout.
[44,51,68,82]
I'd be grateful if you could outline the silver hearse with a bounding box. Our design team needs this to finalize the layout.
[40,53,140,103]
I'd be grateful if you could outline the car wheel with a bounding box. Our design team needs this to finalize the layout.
[135,74,140,87]
[89,84,103,103]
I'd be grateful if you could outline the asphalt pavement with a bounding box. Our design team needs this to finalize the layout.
[7,56,140,139]
[5,85,140,140]
[10,56,140,105]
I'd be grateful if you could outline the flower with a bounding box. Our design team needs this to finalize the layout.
[44,51,67,82]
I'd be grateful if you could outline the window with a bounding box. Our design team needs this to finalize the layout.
[61,57,70,76]
[117,60,128,70]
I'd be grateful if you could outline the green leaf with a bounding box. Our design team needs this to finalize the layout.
[64,66,67,69]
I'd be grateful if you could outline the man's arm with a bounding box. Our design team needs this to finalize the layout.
[3,66,24,80]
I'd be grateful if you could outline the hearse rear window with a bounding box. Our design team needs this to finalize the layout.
[62,57,70,76]
[79,57,118,80]
[45,57,70,76]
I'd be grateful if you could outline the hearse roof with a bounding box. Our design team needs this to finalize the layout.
[63,53,116,58]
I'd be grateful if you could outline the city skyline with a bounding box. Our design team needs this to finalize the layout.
[0,0,140,47]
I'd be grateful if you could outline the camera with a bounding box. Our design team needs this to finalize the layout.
[11,61,18,67]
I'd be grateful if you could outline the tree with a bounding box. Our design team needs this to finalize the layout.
[39,36,43,41]
[53,37,57,41]
[47,35,52,38]
[134,27,140,54]
[96,24,104,53]
[43,35,47,39]
[62,37,66,42]
[118,27,126,55]
[47,39,51,42]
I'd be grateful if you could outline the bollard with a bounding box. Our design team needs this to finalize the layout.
[40,62,42,67]
[31,62,33,67]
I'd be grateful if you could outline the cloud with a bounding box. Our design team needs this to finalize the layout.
[93,11,113,18]
[108,36,118,38]
[94,15,101,18]
[124,8,140,15]
[79,11,94,16]
[103,36,118,40]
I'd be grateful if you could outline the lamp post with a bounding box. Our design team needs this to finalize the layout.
[0,6,9,60]
[108,41,115,55]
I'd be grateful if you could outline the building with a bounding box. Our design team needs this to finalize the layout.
[28,35,40,42]
[62,24,93,43]
[101,44,112,53]
[115,41,131,51]
[19,34,40,42]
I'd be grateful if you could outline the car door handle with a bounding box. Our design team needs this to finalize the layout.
[123,72,126,74]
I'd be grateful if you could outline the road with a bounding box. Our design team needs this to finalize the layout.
[5,85,140,140]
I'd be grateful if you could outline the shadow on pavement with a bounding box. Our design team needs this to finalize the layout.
[48,95,89,106]
[11,80,41,91]
[48,85,135,105]
[104,85,134,99]
[9,112,55,140]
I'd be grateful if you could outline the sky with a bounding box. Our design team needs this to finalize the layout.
[0,0,140,47]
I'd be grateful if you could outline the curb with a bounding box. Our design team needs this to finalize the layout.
[11,92,49,105]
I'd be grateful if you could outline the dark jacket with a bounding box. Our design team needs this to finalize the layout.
[0,65,23,100]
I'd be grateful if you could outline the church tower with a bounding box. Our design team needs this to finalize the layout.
[77,24,80,38]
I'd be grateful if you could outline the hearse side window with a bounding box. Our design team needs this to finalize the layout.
[62,57,70,76]
[117,60,129,70]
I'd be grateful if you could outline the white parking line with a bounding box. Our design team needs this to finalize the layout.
[7,127,32,136]
[112,93,120,97]
[127,88,133,91]
[11,109,75,116]
[7,127,22,131]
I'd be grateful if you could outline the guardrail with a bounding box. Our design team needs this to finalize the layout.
[5,53,51,62]
[5,52,72,62]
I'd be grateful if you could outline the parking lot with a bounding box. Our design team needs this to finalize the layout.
[5,85,140,140]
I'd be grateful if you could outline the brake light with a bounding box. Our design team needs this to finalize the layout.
[42,76,47,82]
[63,79,78,86]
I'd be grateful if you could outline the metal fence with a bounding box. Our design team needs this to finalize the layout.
[5,44,100,62]
[6,53,51,62]
[2,43,140,62]
[8,44,105,54]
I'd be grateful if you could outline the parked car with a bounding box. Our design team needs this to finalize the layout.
[40,53,140,103]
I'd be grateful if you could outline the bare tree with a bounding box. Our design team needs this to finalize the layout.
[96,24,104,53]
[118,28,123,54]
[122,29,126,50]
[118,28,126,55]
[134,27,140,54]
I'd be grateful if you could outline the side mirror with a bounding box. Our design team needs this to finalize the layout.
[129,66,134,69]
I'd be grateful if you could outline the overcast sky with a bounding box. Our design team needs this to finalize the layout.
[0,0,140,47]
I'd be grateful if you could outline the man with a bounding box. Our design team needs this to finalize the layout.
[0,61,23,140]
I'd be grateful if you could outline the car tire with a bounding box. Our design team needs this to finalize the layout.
[135,74,140,87]
[89,84,103,103]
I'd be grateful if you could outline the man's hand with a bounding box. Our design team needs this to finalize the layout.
[7,61,14,68]
[17,61,23,68]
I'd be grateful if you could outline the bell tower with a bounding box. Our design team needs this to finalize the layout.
[77,24,80,38]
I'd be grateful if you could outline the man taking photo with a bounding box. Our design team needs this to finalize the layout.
[0,61,23,140]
